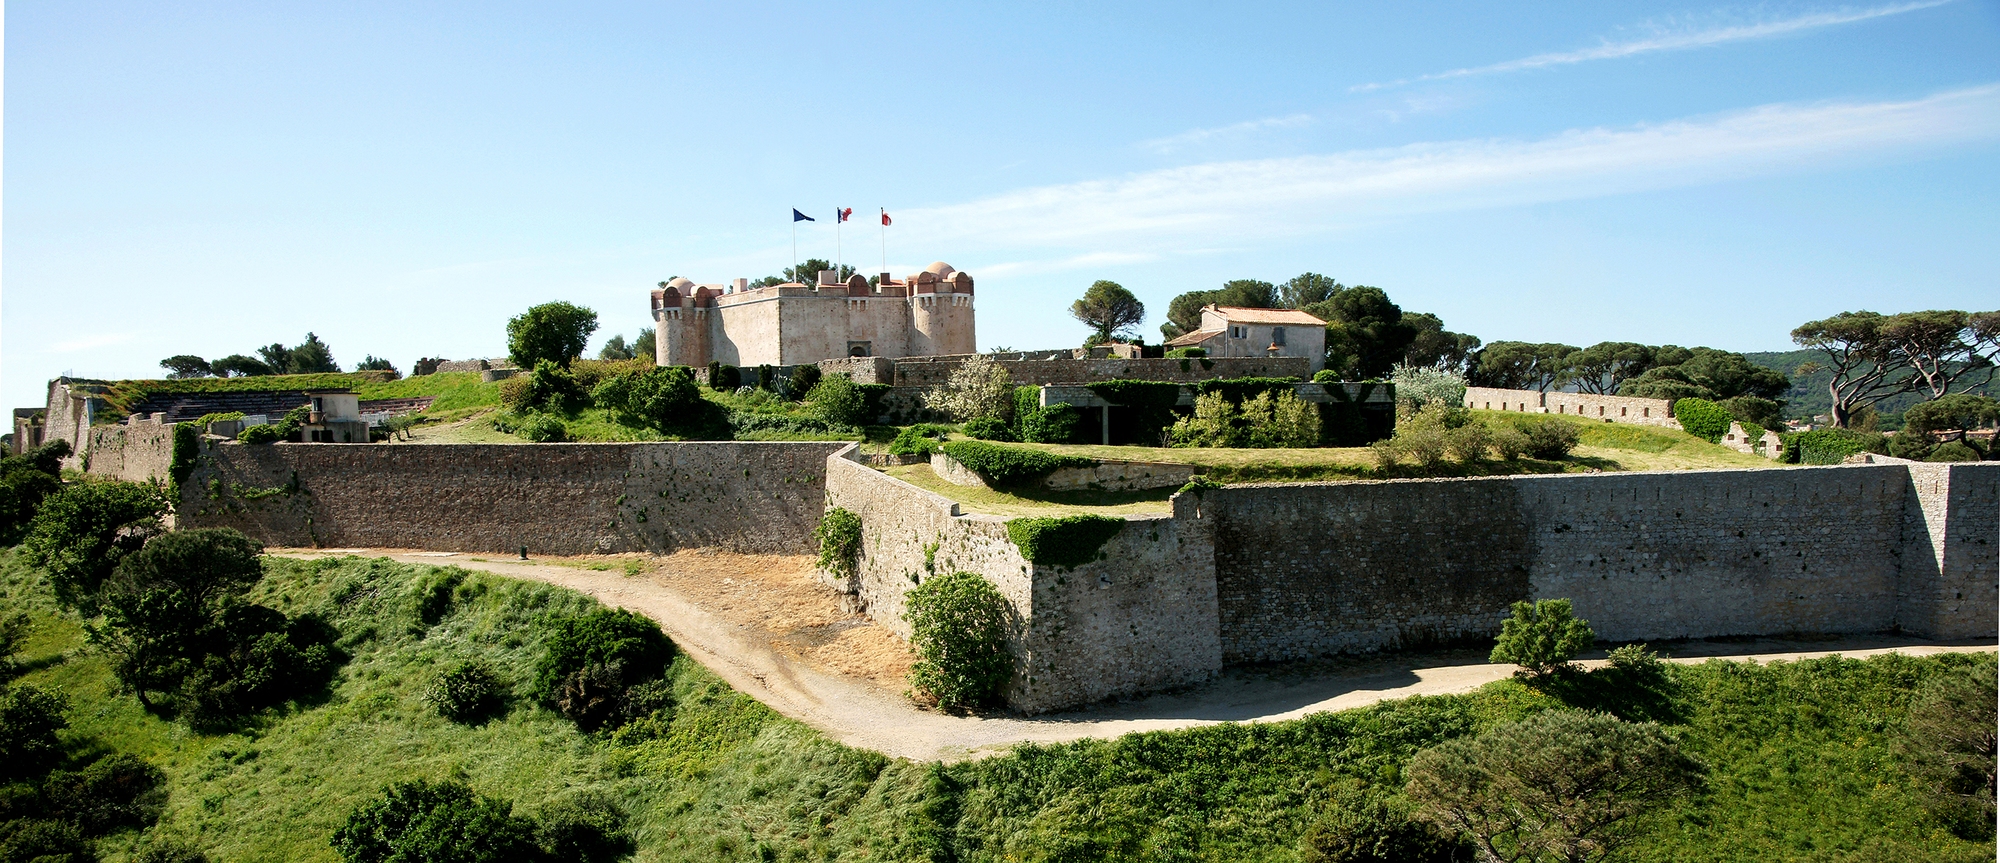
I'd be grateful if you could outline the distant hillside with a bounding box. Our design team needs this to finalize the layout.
[1743,350,2000,421]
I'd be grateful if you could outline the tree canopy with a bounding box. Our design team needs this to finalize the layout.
[1792,308,2000,427]
[507,302,600,369]
[1070,280,1146,345]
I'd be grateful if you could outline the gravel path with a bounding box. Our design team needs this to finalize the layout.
[277,549,1997,763]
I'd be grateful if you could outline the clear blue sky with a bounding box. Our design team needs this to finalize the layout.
[5,1,1998,409]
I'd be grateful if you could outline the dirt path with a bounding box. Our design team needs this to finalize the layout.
[275,548,1997,763]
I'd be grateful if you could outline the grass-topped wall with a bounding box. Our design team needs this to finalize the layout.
[101,372,399,416]
[938,441,1095,487]
[1004,515,1126,567]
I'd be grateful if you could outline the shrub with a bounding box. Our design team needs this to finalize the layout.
[1368,439,1399,473]
[0,440,70,545]
[1671,397,1733,444]
[425,660,506,724]
[1389,364,1468,412]
[713,364,741,390]
[0,684,68,782]
[1003,515,1124,567]
[786,364,822,400]
[533,608,674,706]
[1299,795,1460,863]
[1164,347,1207,358]
[1170,391,1239,448]
[237,423,284,444]
[961,416,1015,441]
[22,480,170,612]
[1406,710,1704,863]
[1443,423,1491,463]
[598,365,718,436]
[1311,369,1340,383]
[924,355,1014,422]
[814,507,863,580]
[0,819,92,863]
[755,364,776,391]
[521,360,587,413]
[1899,654,1997,837]
[1489,424,1531,461]
[939,441,1094,487]
[1928,441,1983,463]
[332,779,541,863]
[889,424,951,456]
[903,571,1013,709]
[512,412,567,443]
[1489,598,1595,681]
[134,839,212,863]
[40,753,167,835]
[98,528,342,722]
[805,374,869,426]
[1518,417,1580,460]
[1018,404,1081,444]
[1781,428,1885,464]
[1236,391,1319,448]
[533,791,633,863]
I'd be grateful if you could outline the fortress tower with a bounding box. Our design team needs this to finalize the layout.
[650,261,976,367]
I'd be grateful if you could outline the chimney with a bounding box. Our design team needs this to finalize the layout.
[733,277,748,293]
[817,269,840,287]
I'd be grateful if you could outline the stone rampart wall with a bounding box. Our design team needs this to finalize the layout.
[1202,464,1994,664]
[1465,387,1678,428]
[82,421,176,484]
[932,452,1198,492]
[823,447,1221,712]
[179,441,847,555]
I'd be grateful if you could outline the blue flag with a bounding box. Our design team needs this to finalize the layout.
[793,209,815,222]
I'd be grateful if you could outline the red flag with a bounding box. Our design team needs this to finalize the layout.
[881,210,892,226]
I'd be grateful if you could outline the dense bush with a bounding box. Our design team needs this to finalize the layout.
[1017,403,1081,444]
[1171,390,1320,448]
[333,779,542,863]
[592,365,723,437]
[1299,795,1459,863]
[1311,368,1340,383]
[727,412,852,438]
[534,608,674,731]
[888,424,951,456]
[1489,423,1531,461]
[96,528,341,723]
[133,839,212,863]
[805,374,869,426]
[1892,394,2000,462]
[39,753,167,835]
[0,440,69,546]
[520,360,587,413]
[1517,416,1580,460]
[0,684,68,782]
[511,412,567,443]
[1003,515,1124,567]
[1779,428,1883,464]
[1898,654,1997,838]
[237,423,285,444]
[960,416,1015,441]
[1489,598,1595,681]
[424,660,507,724]
[1671,397,1733,444]
[786,364,822,401]
[1443,423,1492,463]
[1927,441,1984,462]
[813,507,863,580]
[22,481,170,612]
[938,441,1094,487]
[1406,710,1704,862]
[531,792,632,863]
[903,571,1013,710]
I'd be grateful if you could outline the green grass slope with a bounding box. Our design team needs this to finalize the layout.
[3,550,1990,862]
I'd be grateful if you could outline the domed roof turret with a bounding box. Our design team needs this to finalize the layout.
[666,276,695,289]
[923,261,956,277]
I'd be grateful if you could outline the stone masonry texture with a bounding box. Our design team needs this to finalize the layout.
[180,441,848,555]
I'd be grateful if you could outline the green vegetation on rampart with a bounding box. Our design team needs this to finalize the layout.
[3,549,1990,861]
[96,372,398,417]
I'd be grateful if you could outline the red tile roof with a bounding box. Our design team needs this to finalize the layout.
[1210,306,1326,325]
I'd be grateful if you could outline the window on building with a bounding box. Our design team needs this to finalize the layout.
[1272,327,1286,346]
[1229,326,1244,339]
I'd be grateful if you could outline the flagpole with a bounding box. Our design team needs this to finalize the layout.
[791,218,797,284]
[835,207,843,285]
[880,209,886,274]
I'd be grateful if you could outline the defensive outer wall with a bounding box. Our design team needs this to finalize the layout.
[82,433,1999,714]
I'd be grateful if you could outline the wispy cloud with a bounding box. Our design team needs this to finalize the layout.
[897,86,2000,256]
[51,333,134,353]
[1140,114,1313,154]
[1352,0,1955,92]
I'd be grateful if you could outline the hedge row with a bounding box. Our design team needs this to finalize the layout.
[938,441,1095,487]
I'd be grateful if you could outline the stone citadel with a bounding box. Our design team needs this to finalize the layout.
[650,261,976,367]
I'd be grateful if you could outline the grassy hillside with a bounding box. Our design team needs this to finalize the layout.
[4,549,1990,862]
